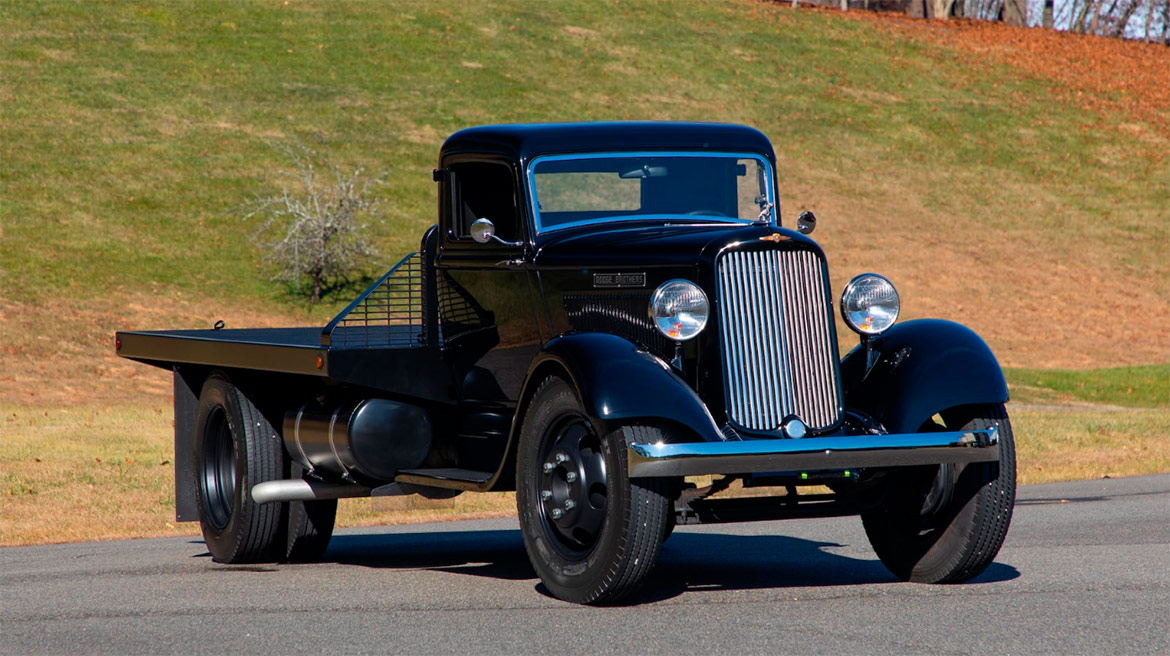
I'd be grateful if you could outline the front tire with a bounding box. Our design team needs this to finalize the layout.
[193,374,283,563]
[516,377,671,604]
[861,403,1016,583]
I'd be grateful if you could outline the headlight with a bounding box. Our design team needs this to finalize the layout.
[650,279,709,341]
[841,274,899,336]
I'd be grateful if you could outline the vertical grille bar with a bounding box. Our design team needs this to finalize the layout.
[717,248,842,432]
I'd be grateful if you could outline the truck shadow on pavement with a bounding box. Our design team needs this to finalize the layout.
[326,529,533,581]
[319,527,1019,604]
[630,532,1019,604]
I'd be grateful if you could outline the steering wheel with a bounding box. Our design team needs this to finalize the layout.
[684,209,727,217]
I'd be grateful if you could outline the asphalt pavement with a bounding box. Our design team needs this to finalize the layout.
[2,474,1167,655]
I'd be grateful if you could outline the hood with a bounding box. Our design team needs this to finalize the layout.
[532,221,820,269]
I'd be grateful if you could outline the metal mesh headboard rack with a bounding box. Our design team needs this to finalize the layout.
[321,252,428,349]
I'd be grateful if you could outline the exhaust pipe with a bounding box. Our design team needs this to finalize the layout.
[251,479,372,504]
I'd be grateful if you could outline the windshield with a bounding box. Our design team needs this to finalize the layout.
[529,152,774,233]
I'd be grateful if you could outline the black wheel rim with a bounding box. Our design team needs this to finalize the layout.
[536,414,608,559]
[200,406,236,530]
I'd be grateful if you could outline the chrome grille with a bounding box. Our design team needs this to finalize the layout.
[717,249,842,432]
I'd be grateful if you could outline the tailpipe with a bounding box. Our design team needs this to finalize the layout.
[251,479,371,504]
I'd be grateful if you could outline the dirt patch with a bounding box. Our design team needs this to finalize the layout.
[825,8,1170,142]
[0,293,323,408]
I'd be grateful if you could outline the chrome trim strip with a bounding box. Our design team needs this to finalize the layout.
[627,427,999,477]
[291,404,311,472]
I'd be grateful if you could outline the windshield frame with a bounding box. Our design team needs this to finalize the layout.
[526,151,777,235]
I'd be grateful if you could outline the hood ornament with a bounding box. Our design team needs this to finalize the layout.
[758,233,789,243]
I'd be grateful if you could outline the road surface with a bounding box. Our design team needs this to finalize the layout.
[2,475,1167,654]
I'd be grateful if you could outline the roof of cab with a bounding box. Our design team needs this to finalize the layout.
[439,122,776,165]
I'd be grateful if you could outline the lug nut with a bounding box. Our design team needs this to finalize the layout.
[565,472,577,483]
[564,500,576,510]
[550,508,564,520]
[541,490,552,501]
[543,462,555,473]
[554,453,569,464]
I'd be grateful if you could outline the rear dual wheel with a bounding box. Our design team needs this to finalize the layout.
[193,374,335,563]
[516,377,672,605]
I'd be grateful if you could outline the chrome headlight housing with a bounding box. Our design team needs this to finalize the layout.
[841,274,900,336]
[649,279,709,341]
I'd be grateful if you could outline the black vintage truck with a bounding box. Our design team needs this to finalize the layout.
[117,122,1014,604]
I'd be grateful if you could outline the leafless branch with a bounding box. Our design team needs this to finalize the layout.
[242,141,384,303]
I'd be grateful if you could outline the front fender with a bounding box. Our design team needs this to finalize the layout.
[841,319,1008,434]
[520,332,724,444]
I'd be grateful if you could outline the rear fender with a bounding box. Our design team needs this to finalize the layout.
[840,319,1009,434]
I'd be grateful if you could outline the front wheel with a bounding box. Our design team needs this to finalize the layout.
[516,377,671,605]
[861,403,1016,583]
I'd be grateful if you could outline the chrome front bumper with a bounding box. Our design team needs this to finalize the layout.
[627,427,998,478]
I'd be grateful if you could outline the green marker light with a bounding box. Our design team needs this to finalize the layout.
[800,472,808,480]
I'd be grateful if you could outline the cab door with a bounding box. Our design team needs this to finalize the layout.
[434,157,545,403]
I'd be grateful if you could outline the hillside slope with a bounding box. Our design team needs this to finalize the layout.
[2,1,1167,408]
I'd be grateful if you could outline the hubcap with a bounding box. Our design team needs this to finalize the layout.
[538,418,607,555]
[201,406,236,530]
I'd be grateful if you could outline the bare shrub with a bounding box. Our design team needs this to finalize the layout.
[243,142,383,303]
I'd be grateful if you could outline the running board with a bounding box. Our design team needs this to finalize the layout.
[395,468,495,492]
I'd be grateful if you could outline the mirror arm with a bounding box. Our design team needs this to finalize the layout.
[489,234,524,247]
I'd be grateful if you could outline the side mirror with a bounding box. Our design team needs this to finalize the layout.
[797,210,816,235]
[470,218,496,244]
[469,218,524,247]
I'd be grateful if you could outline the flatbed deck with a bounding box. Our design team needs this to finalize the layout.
[116,326,449,399]
[117,327,325,375]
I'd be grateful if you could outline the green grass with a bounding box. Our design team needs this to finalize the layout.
[1006,365,1169,408]
[2,0,1166,315]
[1011,406,1169,485]
[2,1,1167,545]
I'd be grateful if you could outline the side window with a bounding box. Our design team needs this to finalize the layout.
[450,161,520,242]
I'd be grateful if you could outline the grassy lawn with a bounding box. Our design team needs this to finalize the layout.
[2,1,1166,367]
[3,366,1165,545]
[1006,365,1169,408]
[1,1,1167,546]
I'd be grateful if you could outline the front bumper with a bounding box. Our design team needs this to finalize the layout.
[627,427,998,477]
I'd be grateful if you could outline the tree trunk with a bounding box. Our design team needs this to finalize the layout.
[1109,0,1140,36]
[1164,0,1170,44]
[1071,0,1088,30]
[1004,0,1027,24]
[1145,0,1154,41]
